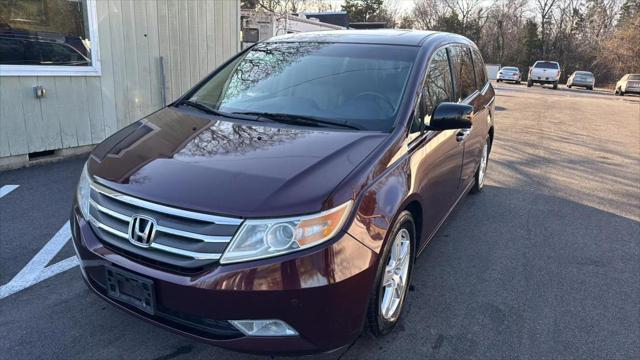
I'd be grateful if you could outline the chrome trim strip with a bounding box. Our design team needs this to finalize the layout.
[90,199,232,243]
[89,217,128,239]
[90,182,242,225]
[90,199,129,222]
[88,216,222,260]
[155,226,232,243]
[151,243,221,260]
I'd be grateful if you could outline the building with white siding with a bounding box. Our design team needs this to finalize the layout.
[0,0,241,169]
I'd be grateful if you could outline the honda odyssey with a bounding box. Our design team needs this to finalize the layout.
[71,30,495,355]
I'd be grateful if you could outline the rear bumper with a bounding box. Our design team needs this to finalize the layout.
[71,207,378,355]
[497,75,520,81]
[570,81,594,87]
[529,78,558,84]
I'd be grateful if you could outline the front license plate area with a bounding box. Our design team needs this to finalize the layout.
[105,266,155,314]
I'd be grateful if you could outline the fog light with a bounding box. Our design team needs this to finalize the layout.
[229,319,298,337]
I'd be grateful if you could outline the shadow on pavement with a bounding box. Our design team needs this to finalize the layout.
[348,185,639,359]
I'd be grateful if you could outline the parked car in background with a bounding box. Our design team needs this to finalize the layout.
[496,66,521,84]
[71,30,495,355]
[527,61,561,89]
[614,74,640,96]
[0,34,90,66]
[567,71,595,90]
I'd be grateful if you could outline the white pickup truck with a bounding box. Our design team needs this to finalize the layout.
[527,61,561,89]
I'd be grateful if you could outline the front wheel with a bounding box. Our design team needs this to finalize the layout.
[527,80,532,87]
[516,80,521,85]
[553,81,558,89]
[471,138,490,194]
[567,84,572,88]
[367,211,415,336]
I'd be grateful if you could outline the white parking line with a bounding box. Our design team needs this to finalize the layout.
[0,185,20,199]
[0,221,78,300]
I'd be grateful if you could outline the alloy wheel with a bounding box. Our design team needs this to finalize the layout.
[478,142,488,188]
[380,229,411,321]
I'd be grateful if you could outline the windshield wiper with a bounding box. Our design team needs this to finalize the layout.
[180,100,263,122]
[232,111,360,130]
[180,100,227,116]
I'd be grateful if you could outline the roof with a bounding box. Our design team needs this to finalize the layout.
[303,11,350,28]
[266,29,440,46]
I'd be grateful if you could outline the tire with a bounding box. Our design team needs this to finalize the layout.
[614,88,619,95]
[620,91,625,96]
[527,81,532,87]
[553,81,558,89]
[367,211,415,337]
[589,86,593,91]
[471,137,490,194]
[516,81,521,85]
[497,79,501,83]
[567,84,572,89]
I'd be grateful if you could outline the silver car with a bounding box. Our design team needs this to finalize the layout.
[567,71,595,90]
[615,74,640,96]
[496,66,521,84]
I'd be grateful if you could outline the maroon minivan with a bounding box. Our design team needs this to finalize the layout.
[71,30,495,355]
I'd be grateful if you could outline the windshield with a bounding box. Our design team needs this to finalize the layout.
[534,61,559,69]
[629,74,640,80]
[188,42,418,131]
[502,67,519,72]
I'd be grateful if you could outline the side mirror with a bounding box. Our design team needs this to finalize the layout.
[427,102,473,130]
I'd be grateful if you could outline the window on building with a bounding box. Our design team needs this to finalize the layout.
[0,0,98,75]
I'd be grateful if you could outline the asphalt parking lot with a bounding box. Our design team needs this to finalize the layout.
[1,82,638,359]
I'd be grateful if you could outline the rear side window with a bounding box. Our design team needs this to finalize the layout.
[471,48,487,89]
[448,46,477,100]
[534,61,559,69]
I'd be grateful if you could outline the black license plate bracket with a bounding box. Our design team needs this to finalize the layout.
[105,266,155,315]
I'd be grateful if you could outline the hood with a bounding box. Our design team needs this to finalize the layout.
[89,107,386,218]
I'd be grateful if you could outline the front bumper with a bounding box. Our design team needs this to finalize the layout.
[71,206,378,355]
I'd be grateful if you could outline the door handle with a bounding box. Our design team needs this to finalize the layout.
[456,128,471,142]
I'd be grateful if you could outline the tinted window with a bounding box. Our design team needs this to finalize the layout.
[190,42,419,131]
[448,46,476,100]
[534,61,559,69]
[502,67,519,72]
[423,48,453,117]
[629,75,640,80]
[471,48,487,88]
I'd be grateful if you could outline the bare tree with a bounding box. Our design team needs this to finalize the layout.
[534,0,559,57]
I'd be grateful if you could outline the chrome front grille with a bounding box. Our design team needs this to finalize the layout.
[87,182,242,269]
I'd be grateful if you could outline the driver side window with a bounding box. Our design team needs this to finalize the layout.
[411,48,454,133]
[422,48,454,126]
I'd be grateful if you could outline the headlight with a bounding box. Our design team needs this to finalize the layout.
[220,201,353,264]
[77,162,92,219]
